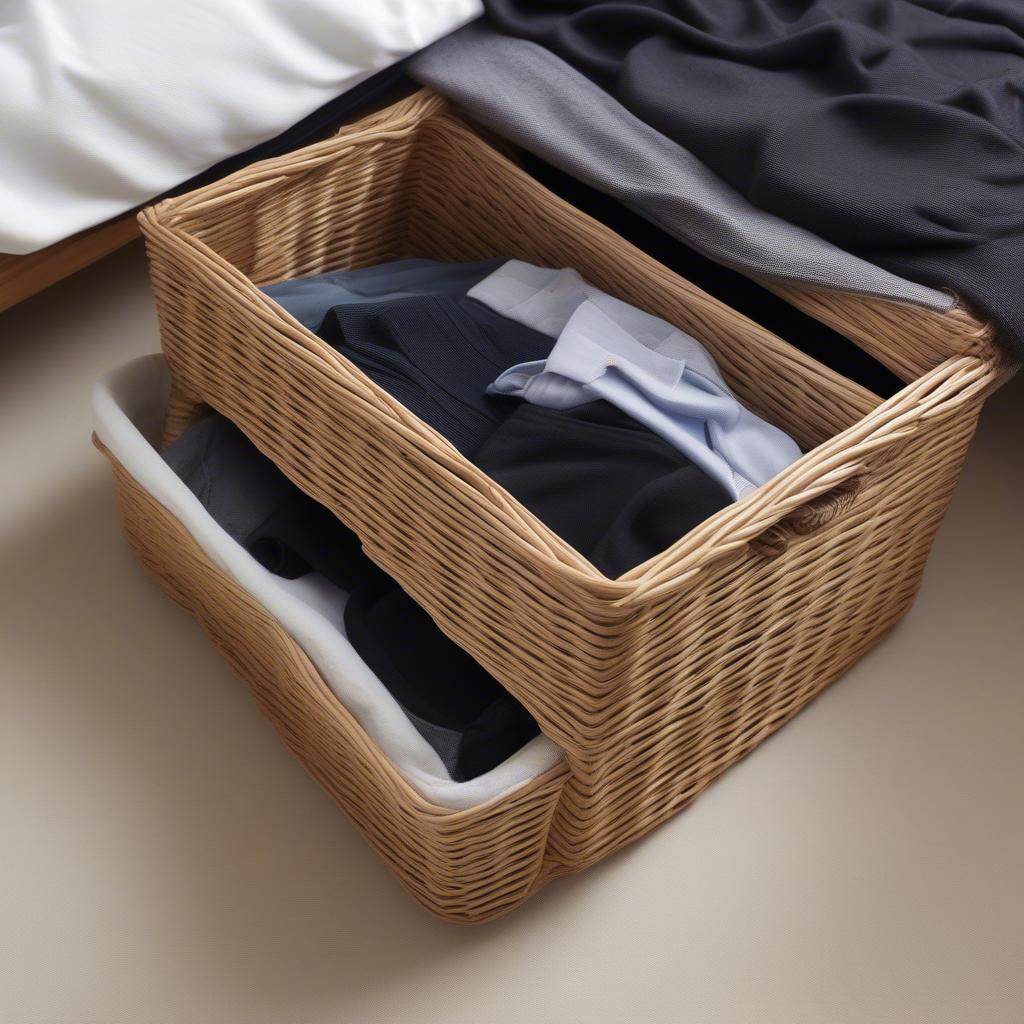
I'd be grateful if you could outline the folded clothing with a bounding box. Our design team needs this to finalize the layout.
[154,412,295,544]
[246,497,380,592]
[162,412,540,781]
[474,400,731,577]
[264,258,554,456]
[318,294,526,456]
[344,578,539,782]
[262,256,801,574]
[471,260,802,498]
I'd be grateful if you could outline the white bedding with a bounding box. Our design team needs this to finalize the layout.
[0,0,480,254]
[92,354,564,811]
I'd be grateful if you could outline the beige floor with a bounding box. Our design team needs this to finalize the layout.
[1,243,1022,1024]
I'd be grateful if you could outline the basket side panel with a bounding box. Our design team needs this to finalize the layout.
[543,390,984,869]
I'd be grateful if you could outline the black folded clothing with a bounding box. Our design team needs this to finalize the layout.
[473,399,732,578]
[246,495,381,592]
[343,578,539,782]
[319,292,551,456]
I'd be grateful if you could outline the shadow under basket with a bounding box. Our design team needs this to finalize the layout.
[112,89,1009,922]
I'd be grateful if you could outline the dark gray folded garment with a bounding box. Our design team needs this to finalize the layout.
[159,414,296,545]
[476,2,1024,358]
[161,412,540,781]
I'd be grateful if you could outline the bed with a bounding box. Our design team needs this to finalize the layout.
[0,0,480,309]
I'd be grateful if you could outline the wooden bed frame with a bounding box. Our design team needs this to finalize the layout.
[0,213,139,314]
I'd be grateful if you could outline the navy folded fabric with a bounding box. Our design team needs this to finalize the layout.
[485,0,1024,359]
[318,293,539,456]
[263,259,554,456]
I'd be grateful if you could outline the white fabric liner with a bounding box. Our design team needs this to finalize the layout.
[0,0,481,254]
[92,354,564,811]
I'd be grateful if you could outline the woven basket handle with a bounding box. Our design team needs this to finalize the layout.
[748,478,862,560]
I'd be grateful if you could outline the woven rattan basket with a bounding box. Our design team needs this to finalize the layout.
[110,89,1009,922]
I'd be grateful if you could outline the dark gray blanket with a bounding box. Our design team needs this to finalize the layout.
[485,0,1024,359]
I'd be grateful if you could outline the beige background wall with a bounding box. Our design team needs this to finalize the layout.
[1,244,1021,1023]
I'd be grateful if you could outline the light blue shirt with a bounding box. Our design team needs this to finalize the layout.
[469,261,801,499]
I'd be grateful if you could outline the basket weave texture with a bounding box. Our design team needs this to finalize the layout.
[120,90,1006,922]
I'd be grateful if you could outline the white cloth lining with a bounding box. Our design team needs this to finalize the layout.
[92,354,564,811]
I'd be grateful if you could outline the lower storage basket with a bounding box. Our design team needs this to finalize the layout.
[116,89,1008,922]
[93,356,570,923]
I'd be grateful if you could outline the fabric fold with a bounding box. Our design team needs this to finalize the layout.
[471,3,1024,356]
[472,260,802,498]
[409,24,954,314]
[474,399,733,577]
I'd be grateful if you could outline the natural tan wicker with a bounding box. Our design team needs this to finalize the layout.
[96,437,569,922]
[122,89,1008,922]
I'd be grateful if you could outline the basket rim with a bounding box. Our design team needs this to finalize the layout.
[138,90,1006,607]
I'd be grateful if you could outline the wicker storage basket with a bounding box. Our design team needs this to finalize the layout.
[96,431,568,922]
[119,89,1008,922]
